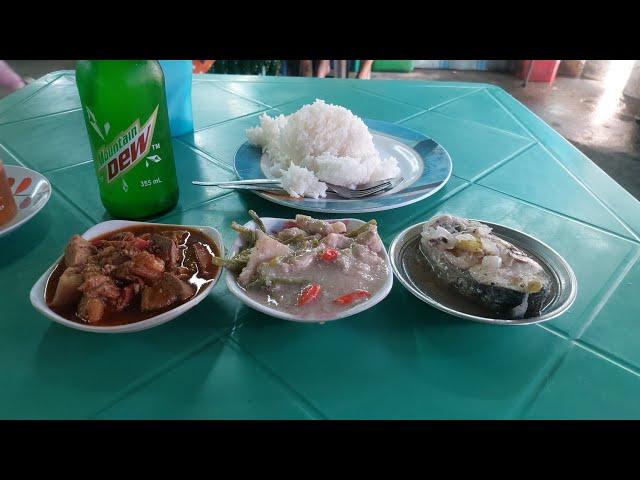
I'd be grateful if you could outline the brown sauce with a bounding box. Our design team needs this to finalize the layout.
[45,225,220,327]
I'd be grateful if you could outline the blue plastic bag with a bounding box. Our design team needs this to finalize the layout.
[159,60,194,137]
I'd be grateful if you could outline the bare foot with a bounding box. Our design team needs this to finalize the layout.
[356,60,373,80]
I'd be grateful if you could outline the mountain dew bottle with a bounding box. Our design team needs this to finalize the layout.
[76,60,179,219]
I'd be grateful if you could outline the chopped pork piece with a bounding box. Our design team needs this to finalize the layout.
[129,251,165,284]
[78,295,106,323]
[140,272,194,312]
[114,283,140,311]
[192,242,214,275]
[64,235,96,267]
[330,221,347,234]
[109,231,135,241]
[49,267,84,307]
[355,225,383,253]
[160,230,188,245]
[79,272,121,300]
[95,245,130,268]
[149,233,179,269]
[321,233,354,249]
[238,230,291,286]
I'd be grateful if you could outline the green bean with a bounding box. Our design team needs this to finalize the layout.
[345,219,377,238]
[231,221,257,247]
[232,247,253,263]
[248,210,267,233]
[211,257,246,272]
[282,234,318,245]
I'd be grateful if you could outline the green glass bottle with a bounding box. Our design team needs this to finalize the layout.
[75,60,179,219]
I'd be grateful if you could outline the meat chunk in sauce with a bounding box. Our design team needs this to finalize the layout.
[128,251,165,284]
[79,272,121,300]
[78,295,106,323]
[140,273,194,312]
[64,235,96,267]
[49,267,83,307]
[149,233,179,270]
[192,242,215,276]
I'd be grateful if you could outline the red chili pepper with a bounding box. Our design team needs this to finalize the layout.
[133,238,151,250]
[298,283,322,306]
[333,290,371,305]
[320,248,339,262]
[91,239,106,247]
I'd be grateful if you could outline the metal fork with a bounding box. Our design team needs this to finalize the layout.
[192,176,402,199]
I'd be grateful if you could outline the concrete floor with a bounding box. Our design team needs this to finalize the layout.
[2,61,639,199]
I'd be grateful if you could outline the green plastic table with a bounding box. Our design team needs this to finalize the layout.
[2,71,640,419]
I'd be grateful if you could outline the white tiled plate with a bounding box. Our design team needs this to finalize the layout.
[225,217,393,323]
[0,165,51,238]
[29,220,224,333]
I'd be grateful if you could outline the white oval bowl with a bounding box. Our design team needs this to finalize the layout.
[29,220,224,334]
[225,217,393,323]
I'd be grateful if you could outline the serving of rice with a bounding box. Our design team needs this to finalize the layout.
[246,99,401,199]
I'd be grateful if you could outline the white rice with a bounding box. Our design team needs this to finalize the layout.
[246,99,400,198]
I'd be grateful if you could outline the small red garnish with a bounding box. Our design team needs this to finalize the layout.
[320,248,339,262]
[333,290,371,305]
[298,283,322,306]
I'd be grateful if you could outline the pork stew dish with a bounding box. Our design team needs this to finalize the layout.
[45,225,220,327]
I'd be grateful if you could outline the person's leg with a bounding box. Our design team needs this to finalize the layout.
[300,60,313,77]
[317,60,331,78]
[356,60,374,79]
[0,61,25,92]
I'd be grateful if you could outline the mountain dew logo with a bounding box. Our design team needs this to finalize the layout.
[94,106,159,183]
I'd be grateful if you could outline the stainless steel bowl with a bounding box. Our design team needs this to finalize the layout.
[389,220,578,325]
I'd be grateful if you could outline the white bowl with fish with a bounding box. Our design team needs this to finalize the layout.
[218,211,393,323]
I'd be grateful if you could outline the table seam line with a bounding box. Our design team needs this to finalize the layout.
[0,107,83,127]
[226,336,328,420]
[427,109,536,142]
[537,324,640,377]
[191,106,272,134]
[354,84,483,113]
[471,182,640,245]
[207,82,274,109]
[86,333,232,419]
[536,323,640,378]
[0,141,97,227]
[0,73,62,119]
[510,334,574,419]
[51,185,102,225]
[153,190,239,222]
[173,138,236,173]
[574,246,640,339]
[0,142,27,167]
[381,180,473,237]
[486,88,640,241]
[42,160,93,175]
